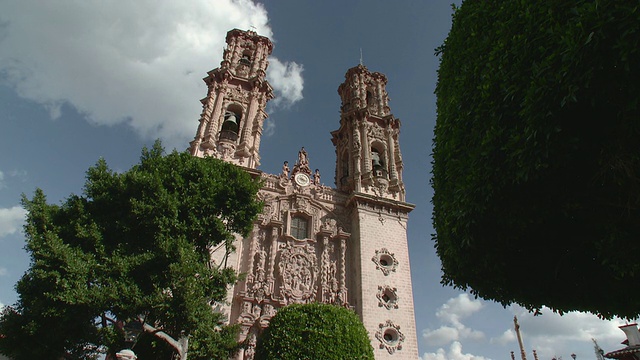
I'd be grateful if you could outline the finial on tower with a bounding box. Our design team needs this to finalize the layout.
[360,48,363,66]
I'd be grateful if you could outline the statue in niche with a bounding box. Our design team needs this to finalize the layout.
[254,248,267,282]
[329,261,337,285]
[242,301,252,315]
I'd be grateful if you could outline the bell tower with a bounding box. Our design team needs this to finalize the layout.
[332,65,406,201]
[189,29,274,169]
[332,64,418,358]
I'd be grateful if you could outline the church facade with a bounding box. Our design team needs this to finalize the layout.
[189,29,418,359]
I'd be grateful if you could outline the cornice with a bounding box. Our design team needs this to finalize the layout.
[346,192,415,215]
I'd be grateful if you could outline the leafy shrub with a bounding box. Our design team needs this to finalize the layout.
[255,303,374,360]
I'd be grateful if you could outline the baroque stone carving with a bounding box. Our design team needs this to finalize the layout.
[278,244,317,304]
[259,199,276,225]
[375,320,406,354]
[372,248,398,276]
[367,124,386,141]
[377,285,399,310]
[321,217,338,236]
[244,332,257,360]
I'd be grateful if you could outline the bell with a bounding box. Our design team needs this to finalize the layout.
[222,111,239,133]
[371,151,382,167]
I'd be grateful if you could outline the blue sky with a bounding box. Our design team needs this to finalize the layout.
[0,1,633,359]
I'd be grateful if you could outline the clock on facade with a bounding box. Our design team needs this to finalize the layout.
[294,173,310,186]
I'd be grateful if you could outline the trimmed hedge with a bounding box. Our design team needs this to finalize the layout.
[255,303,374,360]
[433,1,640,319]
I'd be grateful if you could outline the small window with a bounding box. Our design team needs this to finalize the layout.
[290,216,308,240]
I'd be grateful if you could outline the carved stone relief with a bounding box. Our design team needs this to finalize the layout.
[372,248,399,276]
[377,285,399,310]
[259,197,277,225]
[375,320,406,354]
[278,243,317,304]
[244,332,257,360]
[367,124,386,141]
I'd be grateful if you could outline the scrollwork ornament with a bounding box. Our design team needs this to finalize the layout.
[375,320,405,354]
[376,285,399,310]
[372,248,398,275]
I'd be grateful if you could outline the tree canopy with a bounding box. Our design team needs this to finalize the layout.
[254,303,374,360]
[0,142,263,359]
[432,1,640,319]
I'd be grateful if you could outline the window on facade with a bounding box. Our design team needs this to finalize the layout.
[290,216,308,239]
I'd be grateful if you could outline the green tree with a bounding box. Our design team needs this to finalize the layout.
[432,1,640,319]
[254,303,374,360]
[0,142,263,360]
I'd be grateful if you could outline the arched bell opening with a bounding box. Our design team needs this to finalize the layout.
[339,150,350,188]
[240,51,252,66]
[366,89,374,106]
[370,142,387,179]
[219,105,243,142]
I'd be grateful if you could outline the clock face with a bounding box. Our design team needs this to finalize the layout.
[294,173,310,186]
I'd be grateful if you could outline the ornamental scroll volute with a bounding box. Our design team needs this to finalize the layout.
[278,243,317,304]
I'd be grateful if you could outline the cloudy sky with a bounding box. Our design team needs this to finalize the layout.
[0,1,633,359]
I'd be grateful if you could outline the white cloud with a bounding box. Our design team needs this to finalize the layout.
[0,267,6,276]
[436,293,485,326]
[421,341,492,360]
[424,326,459,346]
[0,0,303,149]
[490,329,515,346]
[502,306,634,358]
[423,294,486,346]
[267,58,304,108]
[0,205,26,238]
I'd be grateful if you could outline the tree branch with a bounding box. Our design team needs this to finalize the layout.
[139,319,188,360]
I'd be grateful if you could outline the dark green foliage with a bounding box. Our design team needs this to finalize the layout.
[255,303,374,360]
[432,1,640,319]
[0,141,263,359]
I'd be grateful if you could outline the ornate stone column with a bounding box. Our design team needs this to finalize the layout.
[387,126,398,180]
[239,86,260,153]
[336,229,350,305]
[203,81,227,148]
[244,226,261,290]
[360,121,370,175]
[267,221,282,296]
